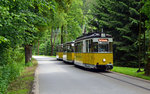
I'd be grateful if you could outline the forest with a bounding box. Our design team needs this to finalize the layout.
[0,0,150,93]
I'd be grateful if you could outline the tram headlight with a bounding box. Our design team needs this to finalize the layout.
[102,58,106,62]
[71,43,74,46]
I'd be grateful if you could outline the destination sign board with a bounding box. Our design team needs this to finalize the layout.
[98,39,108,42]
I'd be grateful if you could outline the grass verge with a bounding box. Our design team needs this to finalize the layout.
[112,66,150,80]
[7,58,38,94]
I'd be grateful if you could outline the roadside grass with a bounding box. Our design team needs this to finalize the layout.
[112,66,150,81]
[7,58,38,94]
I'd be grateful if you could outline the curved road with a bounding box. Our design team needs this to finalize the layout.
[33,56,150,94]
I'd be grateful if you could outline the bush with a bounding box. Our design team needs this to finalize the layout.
[0,36,10,66]
[0,36,25,93]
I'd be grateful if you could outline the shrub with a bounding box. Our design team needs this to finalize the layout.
[0,36,25,93]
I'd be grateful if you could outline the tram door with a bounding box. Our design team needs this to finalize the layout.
[63,44,67,61]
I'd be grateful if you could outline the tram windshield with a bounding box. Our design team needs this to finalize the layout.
[98,44,108,52]
[58,45,63,52]
[67,44,74,52]
[98,42,113,53]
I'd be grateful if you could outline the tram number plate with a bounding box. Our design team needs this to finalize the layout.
[98,39,108,42]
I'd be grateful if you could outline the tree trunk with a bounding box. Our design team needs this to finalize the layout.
[50,28,53,56]
[50,28,58,56]
[25,45,32,64]
[38,40,39,55]
[61,26,64,44]
[30,46,32,59]
[145,56,150,76]
[51,45,54,56]
[145,42,150,76]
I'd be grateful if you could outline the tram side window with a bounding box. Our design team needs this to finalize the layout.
[93,42,98,52]
[67,45,74,52]
[86,40,96,53]
[70,45,74,52]
[60,46,63,52]
[78,42,83,53]
[75,43,78,52]
[75,43,79,52]
[67,45,70,52]
[75,42,83,53]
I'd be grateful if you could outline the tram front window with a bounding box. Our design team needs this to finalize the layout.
[98,44,108,52]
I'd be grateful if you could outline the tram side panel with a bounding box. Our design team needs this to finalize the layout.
[67,52,74,62]
[75,53,113,69]
[58,52,63,60]
[74,53,83,66]
[56,44,64,60]
[83,53,96,68]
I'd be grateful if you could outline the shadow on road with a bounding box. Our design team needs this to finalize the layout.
[54,62,73,66]
[74,65,111,73]
[63,61,74,65]
[50,59,58,61]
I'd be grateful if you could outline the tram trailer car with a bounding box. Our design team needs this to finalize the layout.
[56,44,63,60]
[63,42,75,64]
[74,32,113,70]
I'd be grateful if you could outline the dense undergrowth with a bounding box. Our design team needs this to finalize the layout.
[0,36,25,93]
[7,58,38,94]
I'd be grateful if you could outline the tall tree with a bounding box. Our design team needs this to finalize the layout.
[66,0,84,41]
[142,0,150,76]
[91,0,146,67]
[32,0,84,55]
[0,0,56,64]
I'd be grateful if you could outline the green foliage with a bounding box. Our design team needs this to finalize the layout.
[66,0,84,40]
[0,48,25,93]
[91,0,146,67]
[142,0,150,41]
[142,0,150,25]
[0,36,11,66]
[0,0,78,93]
[33,0,84,55]
[142,1,150,75]
[7,58,38,94]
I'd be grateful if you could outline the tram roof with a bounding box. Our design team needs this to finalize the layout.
[76,32,112,41]
[63,41,75,45]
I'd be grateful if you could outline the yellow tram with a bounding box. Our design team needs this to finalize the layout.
[63,42,75,63]
[56,44,63,60]
[74,32,113,70]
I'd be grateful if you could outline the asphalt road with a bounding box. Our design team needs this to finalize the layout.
[33,56,150,94]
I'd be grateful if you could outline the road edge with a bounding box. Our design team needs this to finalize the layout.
[110,71,150,83]
[32,65,39,94]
